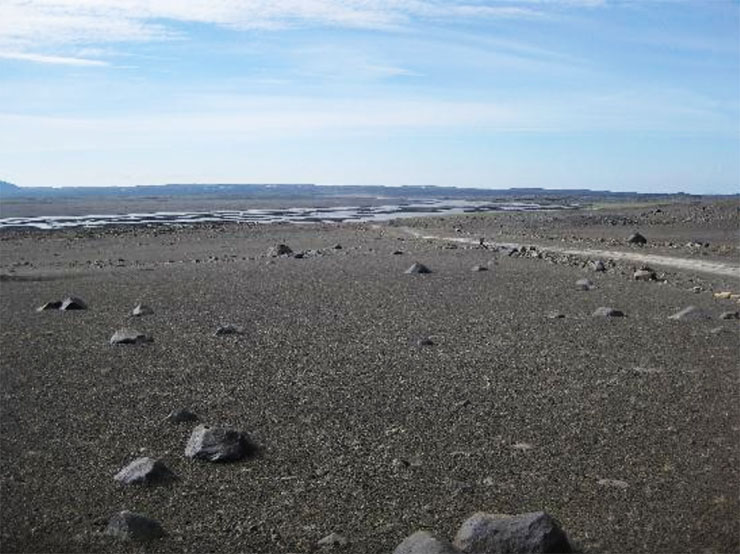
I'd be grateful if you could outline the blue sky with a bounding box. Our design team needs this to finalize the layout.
[0,0,738,193]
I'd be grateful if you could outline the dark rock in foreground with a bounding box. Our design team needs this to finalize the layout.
[268,244,293,257]
[185,424,255,462]
[37,301,62,311]
[114,457,176,486]
[406,263,432,274]
[592,307,625,317]
[110,328,152,345]
[60,296,87,310]
[104,511,164,542]
[394,530,459,554]
[132,303,153,316]
[453,511,572,554]
[165,409,198,424]
[669,306,710,321]
[575,279,594,291]
[627,232,647,245]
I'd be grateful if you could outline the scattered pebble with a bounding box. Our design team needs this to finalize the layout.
[719,311,739,320]
[597,478,629,489]
[591,260,606,272]
[405,263,432,274]
[114,457,176,486]
[627,232,647,245]
[547,311,565,319]
[471,265,488,272]
[633,269,656,281]
[393,531,458,554]
[575,278,594,291]
[317,532,349,548]
[214,324,243,336]
[37,301,62,311]
[60,297,87,311]
[132,304,153,316]
[669,306,710,320]
[165,409,199,424]
[267,244,293,257]
[592,307,624,317]
[104,511,164,542]
[416,337,435,347]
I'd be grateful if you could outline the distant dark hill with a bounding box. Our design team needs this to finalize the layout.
[0,180,21,196]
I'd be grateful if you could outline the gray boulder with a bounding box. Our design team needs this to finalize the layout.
[394,530,460,554]
[104,511,164,542]
[406,263,432,274]
[185,424,255,462]
[60,297,87,310]
[575,279,594,291]
[114,457,176,486]
[453,512,572,554]
[132,304,153,316]
[627,232,647,245]
[110,328,152,345]
[268,244,293,257]
[669,306,710,321]
[592,307,625,317]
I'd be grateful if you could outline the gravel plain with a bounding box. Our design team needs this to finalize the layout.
[1,201,738,553]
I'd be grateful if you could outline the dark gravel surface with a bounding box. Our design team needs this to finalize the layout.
[1,213,738,554]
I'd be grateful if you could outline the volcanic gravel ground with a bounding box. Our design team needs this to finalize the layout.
[1,218,739,553]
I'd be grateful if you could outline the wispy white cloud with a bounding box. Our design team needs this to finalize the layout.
[0,51,108,66]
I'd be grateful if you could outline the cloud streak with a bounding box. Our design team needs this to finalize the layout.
[0,51,109,66]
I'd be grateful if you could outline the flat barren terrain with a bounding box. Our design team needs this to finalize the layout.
[1,200,738,553]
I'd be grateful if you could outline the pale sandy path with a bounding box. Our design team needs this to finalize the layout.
[391,226,740,279]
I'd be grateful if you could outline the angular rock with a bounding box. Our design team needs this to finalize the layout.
[453,512,572,554]
[633,269,656,281]
[669,306,710,321]
[185,424,254,462]
[37,300,62,311]
[110,328,152,345]
[547,312,565,319]
[394,530,460,554]
[114,457,176,486]
[104,511,164,542]
[719,311,739,320]
[267,244,293,257]
[318,532,349,548]
[60,296,87,310]
[406,263,431,274]
[214,324,243,336]
[627,232,647,245]
[471,265,488,272]
[591,260,606,272]
[575,279,594,291]
[592,307,625,317]
[392,250,404,255]
[417,337,435,347]
[332,244,343,250]
[132,304,153,316]
[165,408,198,424]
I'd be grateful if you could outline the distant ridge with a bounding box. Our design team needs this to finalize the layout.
[0,182,716,201]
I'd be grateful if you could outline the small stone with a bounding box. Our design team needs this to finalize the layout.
[185,424,255,462]
[165,409,198,424]
[268,244,293,257]
[332,244,343,250]
[417,337,435,347]
[471,265,488,272]
[453,512,572,554]
[132,304,153,316]
[719,311,740,320]
[669,306,710,321]
[110,328,152,345]
[597,478,629,489]
[627,232,647,245]
[512,442,534,451]
[318,532,349,548]
[692,286,702,293]
[37,301,62,311]
[393,530,459,554]
[592,307,624,317]
[214,324,243,336]
[114,457,176,486]
[713,291,732,299]
[633,269,656,281]
[591,260,606,272]
[60,297,87,310]
[547,312,565,319]
[293,252,305,259]
[104,511,164,542]
[392,250,404,255]
[406,263,432,274]
[575,279,594,291]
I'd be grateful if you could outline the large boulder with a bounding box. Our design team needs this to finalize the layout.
[110,328,152,345]
[104,511,164,541]
[627,232,647,245]
[185,425,255,462]
[394,530,460,554]
[60,297,87,310]
[114,457,176,486]
[669,306,710,321]
[406,263,432,274]
[453,512,572,554]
